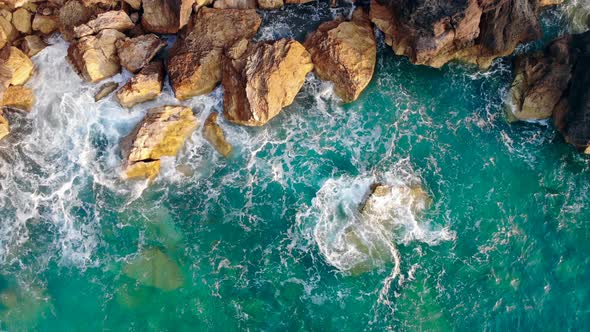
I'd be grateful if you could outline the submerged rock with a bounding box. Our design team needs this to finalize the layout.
[203,112,232,157]
[94,81,118,101]
[116,61,164,108]
[222,38,313,126]
[122,248,184,290]
[73,10,134,38]
[1,46,34,86]
[121,105,197,180]
[1,85,35,111]
[67,29,126,82]
[213,0,256,9]
[116,34,165,73]
[141,0,195,34]
[167,7,261,100]
[305,8,376,102]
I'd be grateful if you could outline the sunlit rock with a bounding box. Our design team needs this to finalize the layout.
[141,0,195,34]
[67,29,126,83]
[94,81,118,101]
[116,61,164,108]
[122,247,184,290]
[58,0,93,41]
[73,10,134,38]
[32,14,59,34]
[1,86,35,111]
[116,34,165,73]
[257,0,282,9]
[12,8,32,34]
[121,105,197,180]
[222,38,313,126]
[21,35,47,57]
[203,112,232,157]
[1,46,34,86]
[305,8,376,102]
[0,112,9,140]
[213,0,256,9]
[0,16,18,47]
[167,7,261,100]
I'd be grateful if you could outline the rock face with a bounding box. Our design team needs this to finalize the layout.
[222,38,313,126]
[141,0,195,34]
[1,85,35,111]
[203,112,232,157]
[116,34,165,73]
[167,7,261,100]
[116,62,164,108]
[370,0,542,68]
[305,9,376,102]
[67,29,126,83]
[121,105,197,180]
[1,46,34,86]
[73,10,134,38]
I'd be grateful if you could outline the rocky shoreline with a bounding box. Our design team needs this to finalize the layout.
[0,0,588,180]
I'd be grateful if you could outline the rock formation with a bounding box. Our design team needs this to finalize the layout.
[222,38,313,126]
[121,105,197,180]
[67,29,126,82]
[116,62,164,108]
[203,112,232,157]
[305,8,376,102]
[141,0,195,34]
[116,34,165,73]
[167,7,261,100]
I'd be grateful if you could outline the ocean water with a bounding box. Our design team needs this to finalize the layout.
[1,2,589,331]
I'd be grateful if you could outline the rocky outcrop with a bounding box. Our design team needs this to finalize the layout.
[167,7,261,100]
[304,9,376,102]
[1,46,34,86]
[1,85,35,111]
[116,34,165,73]
[370,0,543,68]
[121,105,197,180]
[73,10,134,38]
[222,38,313,126]
[203,112,232,157]
[67,29,126,82]
[94,81,118,101]
[141,0,195,34]
[116,61,164,108]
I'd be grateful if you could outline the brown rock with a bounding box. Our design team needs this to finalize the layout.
[32,14,59,34]
[141,0,195,34]
[222,38,313,126]
[0,0,28,10]
[0,64,11,100]
[203,112,232,157]
[284,0,314,3]
[0,112,9,140]
[58,0,93,41]
[67,29,126,83]
[1,46,34,86]
[213,0,255,9]
[116,61,164,108]
[1,85,34,111]
[305,9,376,102]
[168,7,261,100]
[257,0,282,9]
[121,105,198,180]
[12,8,32,34]
[21,35,47,57]
[124,0,142,9]
[116,34,165,73]
[74,11,134,38]
[0,16,18,46]
[94,81,118,101]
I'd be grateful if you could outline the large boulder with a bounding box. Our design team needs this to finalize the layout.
[58,0,93,41]
[203,112,232,157]
[370,0,542,69]
[222,38,313,126]
[167,7,261,100]
[1,85,35,111]
[508,36,572,121]
[116,62,164,108]
[73,10,134,38]
[121,105,198,180]
[67,29,126,83]
[116,34,165,73]
[1,46,34,86]
[141,0,196,34]
[305,9,376,102]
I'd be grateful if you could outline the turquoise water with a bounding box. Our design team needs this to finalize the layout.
[1,3,590,331]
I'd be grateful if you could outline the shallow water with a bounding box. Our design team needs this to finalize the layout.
[1,2,589,331]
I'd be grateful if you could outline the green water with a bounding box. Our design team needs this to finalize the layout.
[1,3,589,331]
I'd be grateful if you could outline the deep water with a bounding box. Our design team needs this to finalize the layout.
[1,2,590,331]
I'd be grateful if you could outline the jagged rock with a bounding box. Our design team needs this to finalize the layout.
[32,14,59,34]
[0,112,9,140]
[508,36,572,121]
[203,112,232,157]
[141,0,195,34]
[0,16,18,47]
[168,7,261,100]
[73,11,134,38]
[58,0,93,41]
[121,105,197,180]
[116,61,164,108]
[67,29,126,83]
[370,0,542,69]
[213,0,256,9]
[305,9,376,102]
[257,0,282,9]
[1,85,34,111]
[123,248,184,290]
[21,35,47,57]
[222,38,313,126]
[116,34,165,73]
[12,8,32,34]
[1,46,34,86]
[94,81,118,101]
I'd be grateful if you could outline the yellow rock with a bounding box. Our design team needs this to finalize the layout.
[0,16,18,46]
[67,29,126,83]
[0,112,9,140]
[2,85,35,111]
[1,46,34,86]
[203,112,232,157]
[124,160,161,180]
[116,62,164,108]
[12,8,32,34]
